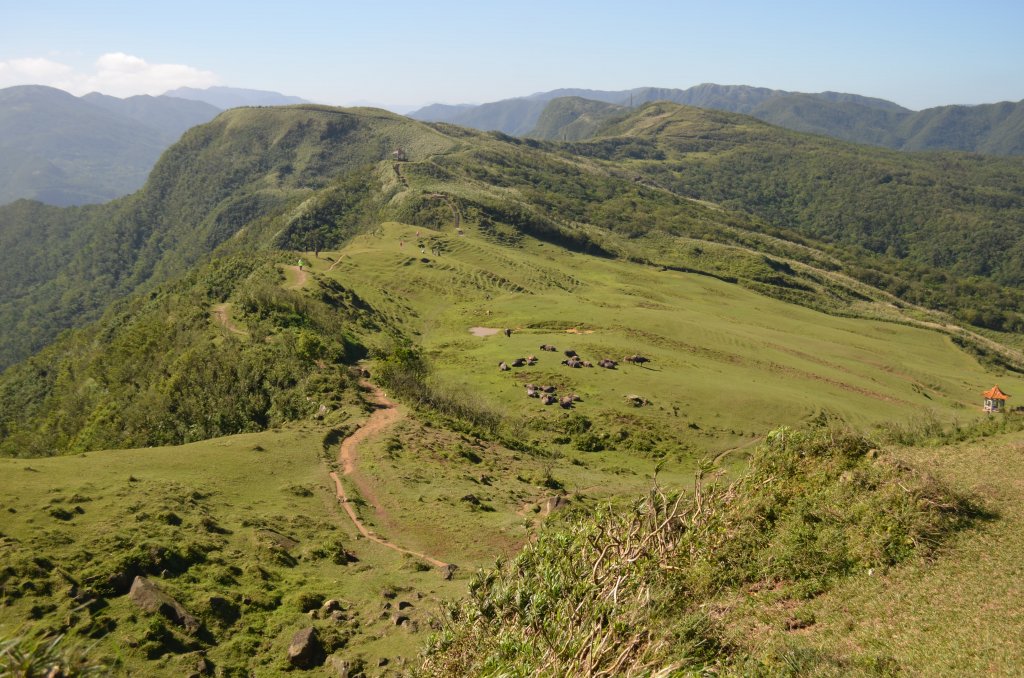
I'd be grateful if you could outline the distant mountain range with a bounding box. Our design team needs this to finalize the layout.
[0,85,310,207]
[163,85,309,109]
[410,84,1024,155]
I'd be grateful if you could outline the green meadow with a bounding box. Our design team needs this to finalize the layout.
[314,218,1020,458]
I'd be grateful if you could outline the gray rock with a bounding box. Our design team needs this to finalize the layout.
[287,626,324,669]
[545,495,570,515]
[128,576,200,634]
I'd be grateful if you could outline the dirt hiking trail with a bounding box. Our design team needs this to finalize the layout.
[285,264,309,289]
[211,303,247,336]
[330,383,449,568]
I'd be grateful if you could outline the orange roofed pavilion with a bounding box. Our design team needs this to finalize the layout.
[983,385,1010,412]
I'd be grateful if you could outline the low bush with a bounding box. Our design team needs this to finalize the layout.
[420,425,981,675]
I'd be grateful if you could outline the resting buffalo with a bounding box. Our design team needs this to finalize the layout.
[540,395,557,405]
[539,344,558,352]
[559,396,574,409]
[541,385,556,393]
[511,358,527,367]
[526,355,538,364]
[598,359,617,369]
[564,349,577,357]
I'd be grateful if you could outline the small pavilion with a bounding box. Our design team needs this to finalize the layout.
[982,385,1010,413]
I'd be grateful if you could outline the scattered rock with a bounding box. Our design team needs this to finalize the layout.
[390,613,409,626]
[397,601,414,610]
[287,627,325,669]
[441,564,458,580]
[544,495,570,515]
[328,656,364,677]
[321,599,343,615]
[129,576,200,634]
[460,494,481,506]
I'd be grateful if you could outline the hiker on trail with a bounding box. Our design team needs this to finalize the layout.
[297,258,304,271]
[399,240,404,248]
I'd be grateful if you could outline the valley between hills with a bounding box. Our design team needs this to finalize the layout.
[3,99,1024,675]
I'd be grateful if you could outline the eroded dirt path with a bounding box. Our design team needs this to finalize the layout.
[285,264,309,289]
[329,383,450,568]
[211,303,247,336]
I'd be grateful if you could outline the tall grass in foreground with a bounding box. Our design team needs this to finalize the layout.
[0,623,111,677]
[419,426,982,676]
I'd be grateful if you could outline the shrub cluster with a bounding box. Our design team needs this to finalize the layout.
[420,426,980,675]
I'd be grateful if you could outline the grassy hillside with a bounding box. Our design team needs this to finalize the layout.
[9,99,1024,374]
[555,101,1024,332]
[6,102,1024,674]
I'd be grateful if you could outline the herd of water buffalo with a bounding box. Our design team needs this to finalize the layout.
[495,334,651,409]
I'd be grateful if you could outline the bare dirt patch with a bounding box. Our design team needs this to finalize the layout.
[469,326,501,337]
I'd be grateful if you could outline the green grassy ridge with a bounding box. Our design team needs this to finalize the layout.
[0,105,458,370]
[418,425,980,675]
[0,252,373,457]
[554,101,1024,331]
[7,99,1024,373]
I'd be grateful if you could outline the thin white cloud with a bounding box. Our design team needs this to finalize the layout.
[0,53,219,97]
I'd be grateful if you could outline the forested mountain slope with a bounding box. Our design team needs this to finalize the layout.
[0,85,220,206]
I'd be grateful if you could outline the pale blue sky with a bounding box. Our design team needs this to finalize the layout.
[2,0,1022,111]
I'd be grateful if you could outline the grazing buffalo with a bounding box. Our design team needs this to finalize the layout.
[511,358,527,367]
[504,328,513,338]
[498,361,509,371]
[623,354,651,365]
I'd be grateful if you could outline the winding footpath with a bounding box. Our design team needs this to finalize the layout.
[329,384,450,568]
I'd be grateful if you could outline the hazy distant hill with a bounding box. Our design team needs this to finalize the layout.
[80,91,219,142]
[0,85,222,206]
[163,85,309,109]
[412,83,1024,155]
